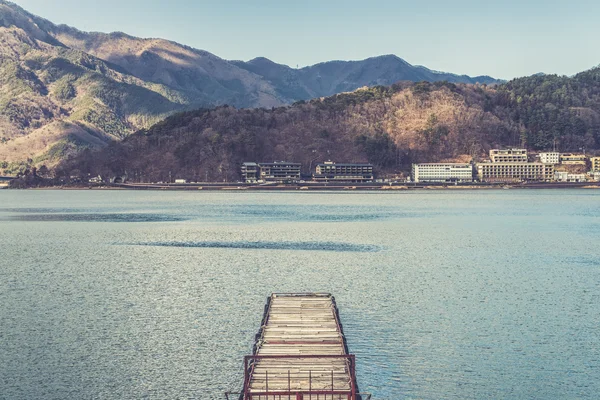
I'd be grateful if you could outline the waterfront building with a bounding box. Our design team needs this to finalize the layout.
[411,163,474,183]
[554,172,587,182]
[241,162,259,183]
[591,157,600,172]
[477,162,554,182]
[258,161,302,182]
[560,153,587,165]
[538,152,560,164]
[570,174,587,183]
[489,148,528,163]
[241,161,301,183]
[554,172,567,182]
[314,161,373,182]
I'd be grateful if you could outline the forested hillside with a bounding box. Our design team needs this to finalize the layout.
[497,70,600,150]
[0,0,499,173]
[54,72,600,183]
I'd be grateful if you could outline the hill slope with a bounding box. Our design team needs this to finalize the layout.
[54,72,600,183]
[0,1,190,169]
[0,0,500,170]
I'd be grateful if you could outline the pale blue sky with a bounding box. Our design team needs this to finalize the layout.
[10,0,600,79]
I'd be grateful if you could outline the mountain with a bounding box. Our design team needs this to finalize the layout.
[0,0,189,169]
[54,71,600,184]
[48,27,499,106]
[231,56,498,101]
[0,0,501,172]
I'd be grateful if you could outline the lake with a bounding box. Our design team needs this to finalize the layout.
[0,190,598,399]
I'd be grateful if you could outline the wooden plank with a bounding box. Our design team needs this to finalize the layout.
[247,293,353,393]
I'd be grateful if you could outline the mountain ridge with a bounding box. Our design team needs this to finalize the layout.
[0,0,502,171]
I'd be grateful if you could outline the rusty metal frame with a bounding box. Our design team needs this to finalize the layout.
[225,392,371,400]
[226,392,371,400]
[226,293,370,400]
[242,355,357,400]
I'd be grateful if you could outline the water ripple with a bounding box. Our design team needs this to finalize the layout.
[124,240,381,252]
[1,213,186,222]
[0,207,97,213]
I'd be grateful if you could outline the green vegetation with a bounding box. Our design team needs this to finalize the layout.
[52,75,77,101]
[314,85,396,112]
[45,138,85,160]
[0,59,46,97]
[0,11,192,165]
[498,72,600,150]
[355,133,398,168]
[2,160,30,176]
[419,114,450,147]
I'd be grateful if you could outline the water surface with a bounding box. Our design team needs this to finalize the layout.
[1,190,599,399]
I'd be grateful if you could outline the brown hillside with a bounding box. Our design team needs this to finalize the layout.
[58,69,600,183]
[56,83,521,182]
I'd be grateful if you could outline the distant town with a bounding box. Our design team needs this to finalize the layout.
[412,150,600,184]
[234,150,600,185]
[4,149,600,190]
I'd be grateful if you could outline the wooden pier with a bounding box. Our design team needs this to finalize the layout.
[228,293,367,400]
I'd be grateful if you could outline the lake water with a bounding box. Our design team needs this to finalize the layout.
[0,190,598,399]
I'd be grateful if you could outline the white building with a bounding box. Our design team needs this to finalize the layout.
[538,152,560,164]
[554,172,586,182]
[489,149,528,163]
[477,162,554,182]
[411,163,473,183]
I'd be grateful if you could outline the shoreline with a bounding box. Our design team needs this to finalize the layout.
[8,182,600,191]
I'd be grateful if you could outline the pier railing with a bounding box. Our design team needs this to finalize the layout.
[224,391,372,400]
[231,354,366,400]
[226,293,370,400]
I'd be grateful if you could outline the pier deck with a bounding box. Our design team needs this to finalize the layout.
[238,293,360,400]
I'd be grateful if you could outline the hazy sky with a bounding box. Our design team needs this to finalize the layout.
[10,0,600,79]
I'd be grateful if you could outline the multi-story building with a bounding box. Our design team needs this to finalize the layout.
[241,162,260,182]
[489,148,528,163]
[477,162,554,182]
[538,152,560,164]
[411,163,474,183]
[590,157,600,172]
[258,162,302,182]
[314,161,373,182]
[560,153,587,165]
[241,161,302,183]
